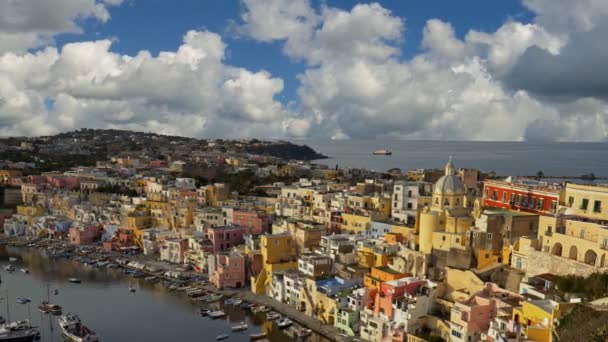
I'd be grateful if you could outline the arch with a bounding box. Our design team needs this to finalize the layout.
[568,245,578,260]
[584,250,597,266]
[550,243,562,256]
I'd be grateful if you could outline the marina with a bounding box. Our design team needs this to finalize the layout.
[0,244,332,342]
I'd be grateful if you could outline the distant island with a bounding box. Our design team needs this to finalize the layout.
[0,129,327,172]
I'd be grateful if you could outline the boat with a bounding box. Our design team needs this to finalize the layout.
[259,307,271,313]
[4,265,14,272]
[242,303,256,310]
[58,313,98,342]
[208,310,226,319]
[224,298,235,305]
[54,289,59,295]
[249,332,267,341]
[297,328,312,338]
[38,302,62,315]
[204,294,224,303]
[68,278,81,284]
[216,334,229,341]
[231,322,248,332]
[128,286,136,293]
[0,320,40,342]
[266,312,280,320]
[277,318,293,328]
[15,298,30,305]
[199,308,210,317]
[231,299,242,306]
[372,149,392,155]
[8,258,17,263]
[19,269,28,274]
[0,317,5,325]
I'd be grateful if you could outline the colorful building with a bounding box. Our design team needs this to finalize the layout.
[210,251,246,289]
[483,179,561,215]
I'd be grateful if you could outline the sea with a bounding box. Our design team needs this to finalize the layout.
[295,140,608,177]
[0,247,329,342]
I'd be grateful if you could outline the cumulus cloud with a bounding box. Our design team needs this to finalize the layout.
[237,0,608,141]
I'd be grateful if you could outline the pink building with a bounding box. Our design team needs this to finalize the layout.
[211,252,246,289]
[206,226,246,252]
[68,225,103,245]
[46,176,81,190]
[373,277,426,319]
[232,210,271,235]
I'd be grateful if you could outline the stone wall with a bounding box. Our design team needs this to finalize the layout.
[526,250,605,277]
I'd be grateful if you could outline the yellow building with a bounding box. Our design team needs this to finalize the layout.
[538,213,608,267]
[564,183,608,220]
[346,194,391,218]
[251,233,298,294]
[512,300,574,342]
[16,205,45,217]
[341,211,386,234]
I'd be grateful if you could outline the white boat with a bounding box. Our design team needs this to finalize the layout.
[372,149,392,155]
[297,328,312,338]
[3,265,14,272]
[249,332,267,341]
[0,320,40,342]
[277,318,292,328]
[231,322,248,332]
[58,313,98,342]
[128,286,136,293]
[216,334,229,340]
[15,298,30,305]
[19,269,29,274]
[208,310,226,319]
[8,258,17,263]
[231,299,242,306]
[68,278,81,284]
[266,312,280,320]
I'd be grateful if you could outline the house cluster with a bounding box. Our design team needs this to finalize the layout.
[1,150,607,342]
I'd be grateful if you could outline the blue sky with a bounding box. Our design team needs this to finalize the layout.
[55,0,534,103]
[1,0,606,141]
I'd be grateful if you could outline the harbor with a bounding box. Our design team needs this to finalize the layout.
[0,242,336,342]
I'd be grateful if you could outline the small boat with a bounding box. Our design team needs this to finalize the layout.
[8,257,17,262]
[297,328,312,338]
[4,265,14,272]
[231,299,242,306]
[199,308,210,317]
[249,332,267,341]
[223,298,235,305]
[144,276,159,284]
[58,313,98,342]
[259,307,271,313]
[216,334,229,341]
[205,294,224,303]
[277,318,293,328]
[231,322,248,332]
[20,268,29,274]
[38,301,62,315]
[54,289,59,295]
[68,278,81,284]
[16,298,31,304]
[129,286,136,293]
[372,149,392,155]
[208,310,226,319]
[266,312,280,320]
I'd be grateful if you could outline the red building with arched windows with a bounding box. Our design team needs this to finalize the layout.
[482,179,563,215]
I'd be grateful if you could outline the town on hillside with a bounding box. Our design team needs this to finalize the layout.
[0,130,607,341]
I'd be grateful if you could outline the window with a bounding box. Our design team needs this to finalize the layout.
[484,188,489,198]
[530,198,536,208]
[551,200,557,210]
[568,196,574,207]
[487,233,493,240]
[394,202,398,208]
[602,238,608,248]
[594,200,602,213]
[539,198,545,210]
[394,194,398,201]
[407,190,412,197]
[503,192,507,202]
[435,197,439,205]
[452,330,462,338]
[492,190,498,200]
[581,198,589,210]
[580,229,585,239]
[407,203,413,209]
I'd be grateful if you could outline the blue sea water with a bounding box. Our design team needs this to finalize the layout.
[295,140,608,177]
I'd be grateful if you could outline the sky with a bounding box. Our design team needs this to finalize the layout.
[0,0,606,141]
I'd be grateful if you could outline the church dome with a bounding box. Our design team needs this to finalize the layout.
[433,157,466,195]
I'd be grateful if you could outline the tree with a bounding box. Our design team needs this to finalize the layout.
[536,170,545,180]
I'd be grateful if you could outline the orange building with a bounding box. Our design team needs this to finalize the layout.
[364,266,408,290]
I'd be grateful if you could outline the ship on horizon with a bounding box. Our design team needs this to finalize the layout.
[373,149,392,155]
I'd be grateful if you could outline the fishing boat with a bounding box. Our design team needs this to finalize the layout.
[0,321,40,342]
[231,322,248,332]
[372,149,392,155]
[216,334,229,341]
[277,318,293,328]
[266,312,280,320]
[208,310,226,319]
[58,313,98,342]
[3,266,14,272]
[249,332,267,341]
[19,269,28,274]
[68,278,81,284]
[296,328,312,338]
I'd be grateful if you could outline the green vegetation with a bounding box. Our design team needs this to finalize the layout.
[591,325,608,342]
[556,272,608,299]
[199,169,299,196]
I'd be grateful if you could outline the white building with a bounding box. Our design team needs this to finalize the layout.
[391,181,433,224]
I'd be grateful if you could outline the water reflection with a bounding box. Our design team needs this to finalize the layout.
[0,246,330,342]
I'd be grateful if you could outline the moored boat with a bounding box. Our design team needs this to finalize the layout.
[231,322,248,332]
[128,286,136,293]
[208,310,226,319]
[68,278,81,284]
[8,258,17,263]
[4,265,14,272]
[15,298,30,305]
[266,312,280,320]
[216,334,229,341]
[372,149,392,155]
[231,299,242,306]
[297,328,312,338]
[38,302,62,315]
[249,332,267,341]
[58,313,98,342]
[0,320,40,342]
[277,318,292,328]
[19,269,28,274]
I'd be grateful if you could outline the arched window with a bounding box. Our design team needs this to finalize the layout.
[435,197,439,205]
[444,198,449,206]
